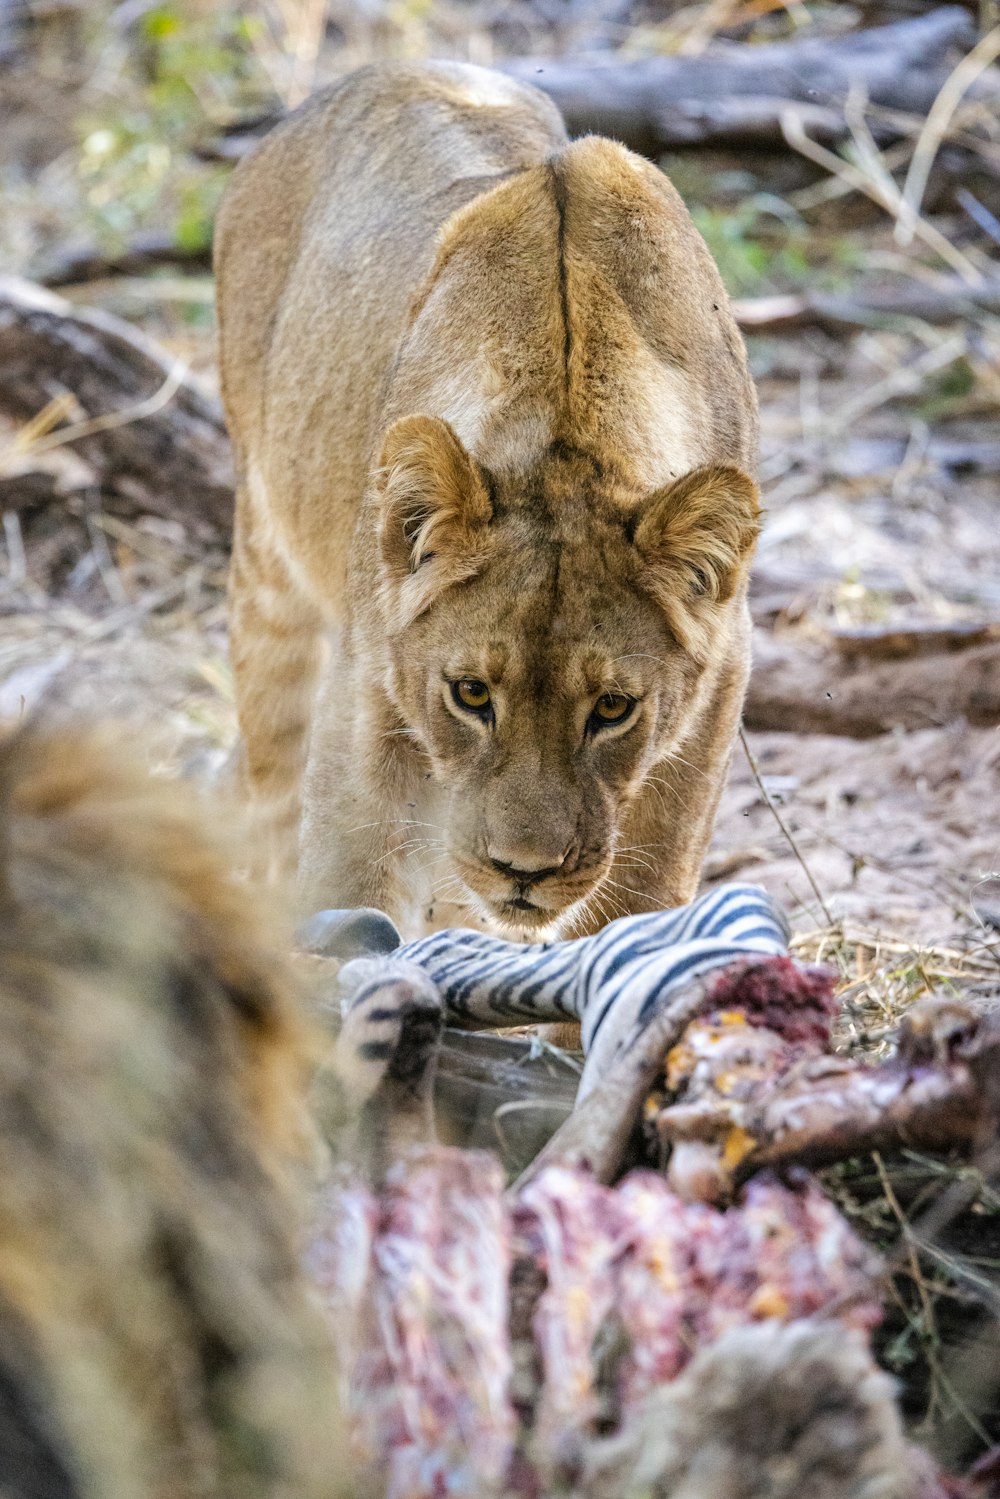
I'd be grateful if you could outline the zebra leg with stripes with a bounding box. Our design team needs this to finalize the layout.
[310,884,790,1106]
[317,958,444,1179]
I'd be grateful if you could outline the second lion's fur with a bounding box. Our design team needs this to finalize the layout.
[0,722,343,1499]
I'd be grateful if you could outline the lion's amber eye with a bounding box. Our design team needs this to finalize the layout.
[452,679,492,713]
[592,693,633,727]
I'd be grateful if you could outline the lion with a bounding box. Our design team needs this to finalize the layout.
[215,60,760,939]
[0,719,344,1499]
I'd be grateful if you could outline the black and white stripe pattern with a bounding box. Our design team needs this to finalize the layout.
[325,884,789,1100]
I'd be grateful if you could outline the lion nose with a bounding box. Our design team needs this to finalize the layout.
[488,847,570,886]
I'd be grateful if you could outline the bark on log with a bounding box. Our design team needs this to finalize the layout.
[829,620,1000,662]
[746,628,1000,736]
[499,8,979,154]
[0,276,233,537]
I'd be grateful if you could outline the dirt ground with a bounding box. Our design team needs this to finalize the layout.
[718,349,1000,954]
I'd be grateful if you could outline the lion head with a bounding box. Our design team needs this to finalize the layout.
[374,415,760,934]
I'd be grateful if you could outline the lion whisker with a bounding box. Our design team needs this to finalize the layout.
[603,876,661,911]
[663,750,711,784]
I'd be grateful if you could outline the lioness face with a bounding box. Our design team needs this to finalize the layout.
[376,418,759,933]
[393,543,691,933]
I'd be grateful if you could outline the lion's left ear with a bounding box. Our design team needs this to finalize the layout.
[631,465,761,660]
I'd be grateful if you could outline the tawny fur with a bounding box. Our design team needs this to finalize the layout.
[216,61,760,940]
[0,721,344,1499]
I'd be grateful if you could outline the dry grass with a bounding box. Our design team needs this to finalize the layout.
[787,923,1000,1054]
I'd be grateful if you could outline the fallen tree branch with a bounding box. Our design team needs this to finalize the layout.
[733,279,1000,334]
[499,9,979,153]
[746,627,1000,736]
[204,9,980,162]
[0,276,234,537]
[829,619,1000,662]
[37,232,213,289]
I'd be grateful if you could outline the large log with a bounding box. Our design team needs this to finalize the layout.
[205,9,980,163]
[499,8,979,153]
[746,627,1000,736]
[0,276,234,537]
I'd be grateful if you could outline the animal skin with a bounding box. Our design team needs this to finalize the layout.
[216,60,760,941]
[0,720,344,1499]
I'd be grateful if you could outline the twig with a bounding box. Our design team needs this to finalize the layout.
[789,138,915,213]
[908,1142,1000,1256]
[875,1150,939,1333]
[0,394,78,469]
[872,1153,950,1435]
[828,333,969,431]
[781,106,984,285]
[90,512,189,571]
[2,511,27,587]
[84,512,129,608]
[735,282,1000,335]
[897,25,1000,249]
[81,572,191,642]
[876,1148,1000,1449]
[739,725,834,924]
[844,84,900,209]
[956,187,1000,249]
[1,357,188,464]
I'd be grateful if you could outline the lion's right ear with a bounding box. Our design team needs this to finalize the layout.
[375,415,493,628]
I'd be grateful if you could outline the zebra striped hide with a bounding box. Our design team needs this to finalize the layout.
[301,882,790,1100]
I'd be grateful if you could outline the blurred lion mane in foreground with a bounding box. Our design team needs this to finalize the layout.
[0,718,344,1499]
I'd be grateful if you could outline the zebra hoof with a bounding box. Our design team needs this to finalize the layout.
[296,907,402,960]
